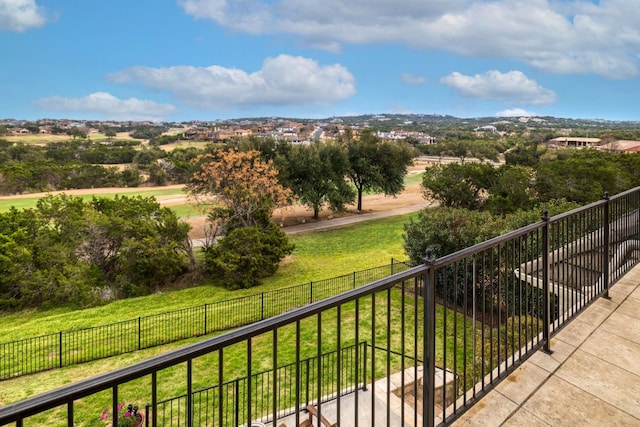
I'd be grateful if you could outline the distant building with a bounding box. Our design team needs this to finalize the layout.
[474,125,497,132]
[547,137,640,153]
[597,140,640,153]
[548,137,601,148]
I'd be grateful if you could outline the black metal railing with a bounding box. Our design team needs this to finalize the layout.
[1,187,639,426]
[147,342,368,426]
[0,260,411,380]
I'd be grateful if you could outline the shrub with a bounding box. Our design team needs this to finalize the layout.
[205,222,294,289]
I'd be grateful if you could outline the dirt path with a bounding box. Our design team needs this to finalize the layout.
[188,158,434,239]
[186,179,430,240]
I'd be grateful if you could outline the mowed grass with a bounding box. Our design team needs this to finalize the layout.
[0,188,204,219]
[0,212,497,427]
[157,140,211,151]
[0,187,188,211]
[0,287,486,427]
[0,213,415,341]
[0,213,420,414]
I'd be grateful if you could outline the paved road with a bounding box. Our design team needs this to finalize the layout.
[191,202,431,247]
[282,202,431,234]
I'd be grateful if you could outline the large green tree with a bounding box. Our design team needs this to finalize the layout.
[421,162,497,210]
[486,165,536,215]
[277,142,355,219]
[403,207,499,262]
[345,130,416,211]
[403,200,579,314]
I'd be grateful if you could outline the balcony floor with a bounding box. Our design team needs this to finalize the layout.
[452,263,640,426]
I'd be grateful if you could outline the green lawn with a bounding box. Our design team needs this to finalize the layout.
[0,213,419,412]
[0,214,414,341]
[0,210,510,427]
[0,289,494,427]
[0,187,188,212]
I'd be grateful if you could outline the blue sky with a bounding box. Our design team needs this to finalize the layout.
[2,0,640,122]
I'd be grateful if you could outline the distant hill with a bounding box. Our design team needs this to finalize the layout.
[226,113,640,131]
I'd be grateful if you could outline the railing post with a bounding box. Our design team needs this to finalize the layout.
[152,370,158,427]
[67,401,74,427]
[138,317,141,351]
[204,303,208,335]
[187,359,193,427]
[362,342,367,391]
[59,331,63,369]
[261,293,265,320]
[542,211,553,354]
[112,387,119,427]
[234,379,240,427]
[603,192,611,299]
[305,358,310,406]
[310,282,313,304]
[422,248,436,427]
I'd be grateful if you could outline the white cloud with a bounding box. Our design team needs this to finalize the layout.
[496,108,538,117]
[401,73,427,85]
[108,54,356,110]
[440,70,557,105]
[0,0,47,31]
[178,0,272,34]
[33,92,177,121]
[178,0,640,78]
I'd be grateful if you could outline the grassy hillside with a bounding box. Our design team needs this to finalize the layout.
[0,213,415,341]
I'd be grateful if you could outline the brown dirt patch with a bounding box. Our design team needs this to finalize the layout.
[184,180,426,239]
[186,160,431,239]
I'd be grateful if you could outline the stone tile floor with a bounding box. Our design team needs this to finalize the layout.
[452,264,640,426]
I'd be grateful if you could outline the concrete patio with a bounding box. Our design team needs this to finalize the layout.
[452,263,640,426]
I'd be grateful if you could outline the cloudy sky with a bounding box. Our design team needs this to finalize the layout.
[2,0,640,121]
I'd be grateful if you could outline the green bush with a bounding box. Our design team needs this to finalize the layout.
[205,222,294,289]
[0,194,194,309]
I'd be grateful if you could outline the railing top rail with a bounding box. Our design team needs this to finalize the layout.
[0,265,426,423]
[609,185,640,201]
[434,221,544,267]
[432,190,631,268]
[547,197,607,224]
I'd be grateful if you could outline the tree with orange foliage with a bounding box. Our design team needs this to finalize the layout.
[187,148,291,227]
[186,149,294,288]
